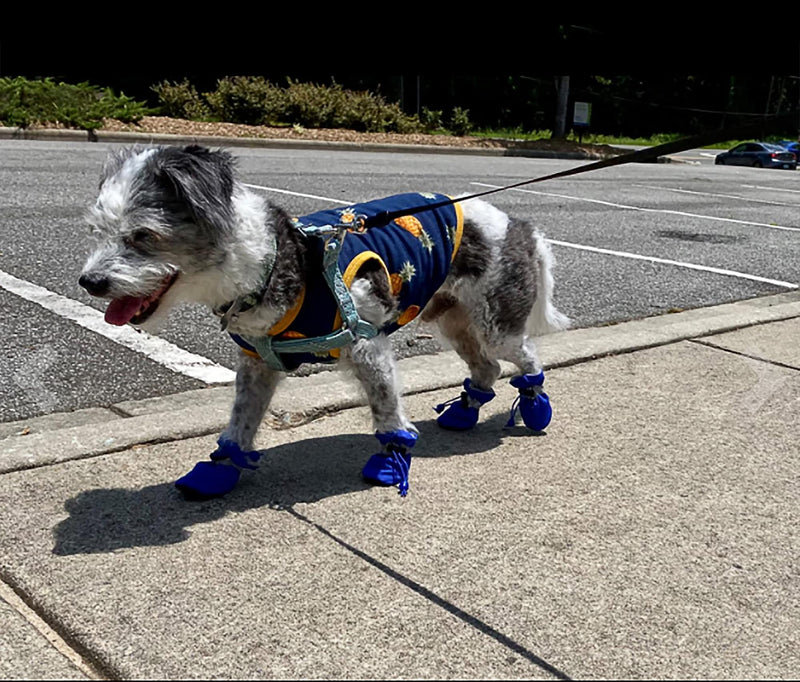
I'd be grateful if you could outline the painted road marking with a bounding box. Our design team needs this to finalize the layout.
[243,184,353,205]
[546,240,797,290]
[741,184,800,195]
[0,269,235,384]
[471,182,800,233]
[631,183,800,208]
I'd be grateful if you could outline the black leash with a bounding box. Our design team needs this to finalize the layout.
[360,111,797,230]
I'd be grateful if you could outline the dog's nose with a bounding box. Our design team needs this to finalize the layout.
[79,273,110,297]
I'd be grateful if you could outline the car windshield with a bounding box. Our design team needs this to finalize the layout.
[763,143,786,151]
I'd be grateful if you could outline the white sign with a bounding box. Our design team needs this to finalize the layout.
[573,101,592,127]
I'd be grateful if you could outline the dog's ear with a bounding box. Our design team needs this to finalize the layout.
[153,146,236,234]
[100,145,150,188]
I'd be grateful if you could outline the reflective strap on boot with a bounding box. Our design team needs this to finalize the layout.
[209,437,262,470]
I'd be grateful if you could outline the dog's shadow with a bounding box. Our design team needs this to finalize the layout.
[53,413,539,556]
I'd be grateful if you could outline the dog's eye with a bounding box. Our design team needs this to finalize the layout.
[126,229,158,247]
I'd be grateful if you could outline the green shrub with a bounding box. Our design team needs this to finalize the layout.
[156,76,425,133]
[151,79,210,120]
[292,81,419,133]
[449,107,472,136]
[421,107,444,133]
[203,76,286,126]
[282,80,347,128]
[0,77,41,128]
[0,77,150,133]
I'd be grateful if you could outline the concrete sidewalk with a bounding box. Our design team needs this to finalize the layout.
[1,292,799,680]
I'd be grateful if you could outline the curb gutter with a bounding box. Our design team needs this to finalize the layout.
[2,291,799,475]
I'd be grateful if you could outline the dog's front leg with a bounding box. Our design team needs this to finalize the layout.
[175,353,281,499]
[344,334,417,497]
[222,353,282,450]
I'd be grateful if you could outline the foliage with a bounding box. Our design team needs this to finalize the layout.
[448,107,472,136]
[202,76,283,125]
[280,79,419,133]
[150,79,210,120]
[151,76,426,133]
[420,107,444,133]
[0,77,150,132]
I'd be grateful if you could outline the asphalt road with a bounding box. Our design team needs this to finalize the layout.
[2,139,799,422]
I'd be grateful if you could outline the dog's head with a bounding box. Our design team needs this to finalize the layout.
[79,145,239,329]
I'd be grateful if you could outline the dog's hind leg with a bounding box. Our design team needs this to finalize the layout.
[430,298,500,430]
[494,335,552,432]
[342,334,417,497]
[489,233,568,433]
[175,353,281,499]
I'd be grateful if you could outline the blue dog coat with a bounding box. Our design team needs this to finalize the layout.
[230,193,463,370]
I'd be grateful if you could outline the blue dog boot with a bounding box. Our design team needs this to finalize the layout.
[361,429,417,497]
[506,372,552,432]
[175,437,261,499]
[434,378,495,430]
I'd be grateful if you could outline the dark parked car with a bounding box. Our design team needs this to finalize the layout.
[777,139,800,157]
[715,142,797,169]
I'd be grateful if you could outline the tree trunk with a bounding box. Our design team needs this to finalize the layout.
[553,76,570,139]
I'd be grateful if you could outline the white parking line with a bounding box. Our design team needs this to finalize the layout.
[741,184,800,195]
[631,183,800,208]
[0,269,236,384]
[547,240,798,290]
[244,183,353,205]
[471,182,800,233]
[245,183,798,291]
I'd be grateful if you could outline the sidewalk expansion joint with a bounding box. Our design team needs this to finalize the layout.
[284,506,572,681]
[688,338,800,373]
[0,572,113,680]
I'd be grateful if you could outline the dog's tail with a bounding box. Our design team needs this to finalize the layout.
[527,233,570,336]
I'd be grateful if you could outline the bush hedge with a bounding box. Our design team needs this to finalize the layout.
[149,78,211,120]
[0,77,150,135]
[0,75,474,137]
[151,76,472,135]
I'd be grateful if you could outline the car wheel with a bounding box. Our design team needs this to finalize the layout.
[753,161,762,168]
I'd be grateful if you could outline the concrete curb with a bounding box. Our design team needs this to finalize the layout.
[0,126,686,162]
[2,290,799,475]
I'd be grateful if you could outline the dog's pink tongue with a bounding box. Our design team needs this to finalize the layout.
[104,296,145,326]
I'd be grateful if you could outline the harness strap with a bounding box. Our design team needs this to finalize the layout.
[241,221,378,371]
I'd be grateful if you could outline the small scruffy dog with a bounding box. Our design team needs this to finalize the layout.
[79,145,568,498]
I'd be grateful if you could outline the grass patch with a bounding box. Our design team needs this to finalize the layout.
[471,127,755,150]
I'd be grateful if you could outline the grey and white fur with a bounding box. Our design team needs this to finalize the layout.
[79,145,568,493]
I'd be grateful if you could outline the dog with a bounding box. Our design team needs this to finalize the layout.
[79,145,569,498]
